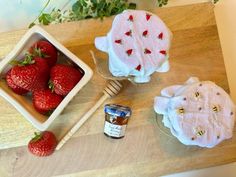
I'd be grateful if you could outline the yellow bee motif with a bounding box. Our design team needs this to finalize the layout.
[194,91,200,99]
[196,130,205,136]
[212,105,220,113]
[177,107,185,114]
[194,127,205,137]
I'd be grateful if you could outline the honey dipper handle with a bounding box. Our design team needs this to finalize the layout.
[56,94,109,150]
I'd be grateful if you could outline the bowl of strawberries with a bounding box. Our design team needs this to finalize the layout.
[0,25,93,131]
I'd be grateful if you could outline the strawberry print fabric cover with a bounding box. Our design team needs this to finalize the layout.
[95,10,172,83]
[154,77,235,148]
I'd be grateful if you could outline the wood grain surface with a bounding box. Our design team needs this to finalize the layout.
[0,2,234,177]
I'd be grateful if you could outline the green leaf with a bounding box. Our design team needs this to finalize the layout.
[38,13,52,25]
[72,1,80,13]
[30,0,137,26]
[28,22,35,28]
[128,3,136,9]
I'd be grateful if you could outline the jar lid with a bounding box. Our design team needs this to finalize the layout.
[104,104,131,117]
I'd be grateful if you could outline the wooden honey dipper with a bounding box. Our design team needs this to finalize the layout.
[56,80,122,150]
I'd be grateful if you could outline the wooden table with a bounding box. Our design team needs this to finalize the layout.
[0,2,235,177]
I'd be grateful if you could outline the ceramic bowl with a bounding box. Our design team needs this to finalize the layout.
[0,25,93,131]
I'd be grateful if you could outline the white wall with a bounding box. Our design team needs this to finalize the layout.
[0,0,74,32]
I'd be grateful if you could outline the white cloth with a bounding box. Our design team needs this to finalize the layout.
[95,10,172,83]
[154,77,235,148]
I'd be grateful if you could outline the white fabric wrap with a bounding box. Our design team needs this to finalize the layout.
[154,77,236,148]
[95,10,172,83]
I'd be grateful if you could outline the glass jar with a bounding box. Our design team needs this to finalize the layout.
[104,104,131,139]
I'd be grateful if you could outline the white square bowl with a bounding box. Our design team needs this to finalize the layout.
[0,25,93,131]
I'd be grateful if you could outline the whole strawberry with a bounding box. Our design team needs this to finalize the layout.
[6,69,28,95]
[50,64,83,96]
[28,131,57,157]
[11,57,50,92]
[33,89,63,115]
[29,40,57,67]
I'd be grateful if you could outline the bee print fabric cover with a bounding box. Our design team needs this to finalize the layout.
[154,77,235,148]
[95,10,172,83]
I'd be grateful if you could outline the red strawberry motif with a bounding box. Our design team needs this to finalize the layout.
[160,50,167,55]
[126,49,133,56]
[135,64,141,71]
[128,15,134,21]
[11,57,50,92]
[29,40,58,67]
[142,30,148,37]
[115,39,122,44]
[146,13,152,21]
[33,89,63,114]
[158,32,163,39]
[50,64,83,96]
[28,131,57,157]
[125,30,132,36]
[144,48,152,54]
[6,69,28,95]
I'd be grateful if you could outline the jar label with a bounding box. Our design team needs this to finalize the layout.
[104,121,127,137]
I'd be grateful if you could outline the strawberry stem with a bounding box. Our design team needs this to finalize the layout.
[9,60,21,66]
[32,132,42,142]
[19,53,35,66]
[33,46,49,58]
[48,80,55,92]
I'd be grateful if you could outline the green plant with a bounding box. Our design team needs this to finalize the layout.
[30,0,221,27]
[30,0,136,27]
[157,0,220,7]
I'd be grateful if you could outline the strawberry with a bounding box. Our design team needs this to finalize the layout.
[126,49,133,56]
[6,69,28,95]
[128,15,134,21]
[125,30,132,36]
[160,50,167,55]
[146,13,152,21]
[115,39,122,44]
[144,48,152,54]
[135,64,141,71]
[142,30,148,37]
[11,57,50,92]
[29,40,57,67]
[158,32,163,40]
[33,89,63,114]
[28,131,57,157]
[50,65,83,96]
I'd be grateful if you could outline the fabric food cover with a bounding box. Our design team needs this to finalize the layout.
[154,77,235,148]
[95,10,172,83]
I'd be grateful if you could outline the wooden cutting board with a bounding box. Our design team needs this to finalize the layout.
[0,2,235,177]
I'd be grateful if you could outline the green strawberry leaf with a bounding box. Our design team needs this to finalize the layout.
[32,132,43,142]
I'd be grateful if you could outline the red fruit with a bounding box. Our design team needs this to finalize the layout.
[125,30,132,36]
[160,50,167,55]
[50,65,83,96]
[158,32,163,39]
[33,89,63,114]
[128,15,134,21]
[6,69,28,95]
[29,40,57,67]
[142,30,148,37]
[146,13,152,21]
[135,64,141,71]
[115,39,122,44]
[11,57,50,92]
[126,49,133,56]
[28,131,57,157]
[144,48,152,54]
